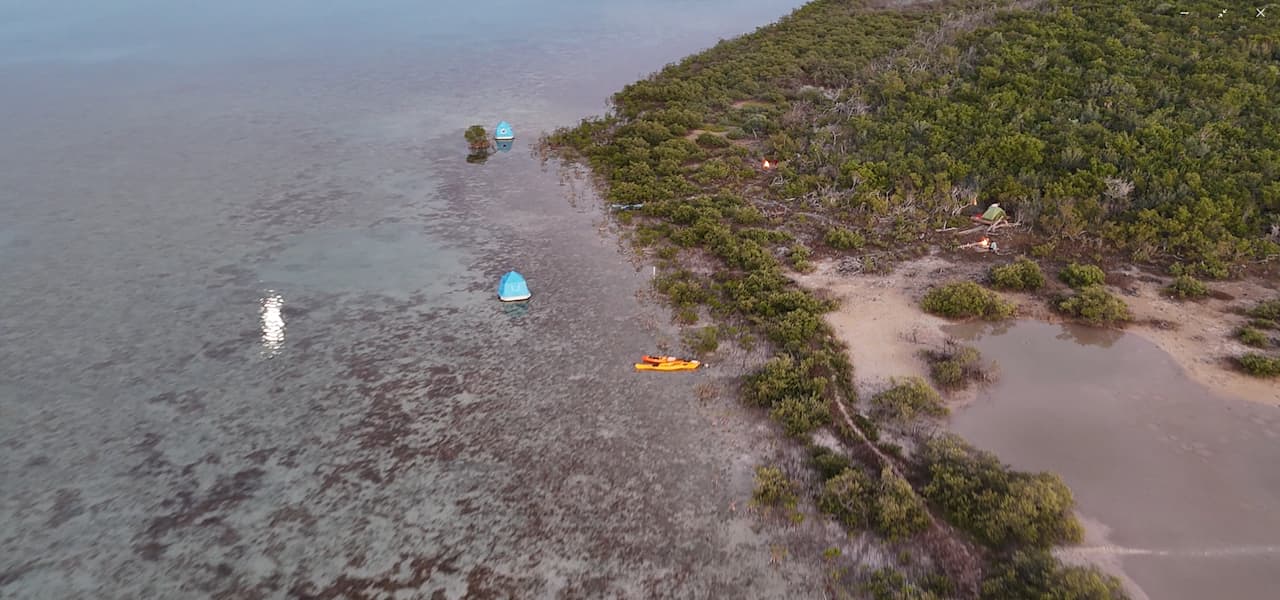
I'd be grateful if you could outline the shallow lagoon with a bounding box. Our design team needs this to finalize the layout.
[947,320,1280,600]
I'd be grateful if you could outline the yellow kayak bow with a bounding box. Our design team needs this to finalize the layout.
[634,360,701,372]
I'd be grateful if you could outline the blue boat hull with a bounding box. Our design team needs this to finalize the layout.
[494,120,515,141]
[497,271,530,302]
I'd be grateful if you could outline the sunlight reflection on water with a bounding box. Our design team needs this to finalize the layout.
[260,290,285,357]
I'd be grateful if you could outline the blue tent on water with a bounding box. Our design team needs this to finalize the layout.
[494,121,515,141]
[498,271,531,302]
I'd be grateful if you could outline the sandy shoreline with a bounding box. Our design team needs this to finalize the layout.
[796,255,1280,407]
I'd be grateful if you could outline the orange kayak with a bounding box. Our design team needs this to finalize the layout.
[634,360,701,372]
[641,355,687,365]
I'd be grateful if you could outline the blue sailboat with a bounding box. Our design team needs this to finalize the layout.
[494,120,515,141]
[497,271,531,302]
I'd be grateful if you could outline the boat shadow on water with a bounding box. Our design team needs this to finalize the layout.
[502,301,530,319]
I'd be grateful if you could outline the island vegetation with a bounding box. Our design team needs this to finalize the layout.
[464,124,492,163]
[547,0,1280,595]
[988,257,1044,292]
[923,342,994,389]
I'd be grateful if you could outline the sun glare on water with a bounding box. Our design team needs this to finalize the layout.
[260,291,285,357]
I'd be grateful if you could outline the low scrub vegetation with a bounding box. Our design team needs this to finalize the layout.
[1250,318,1278,331]
[684,325,720,354]
[770,392,830,437]
[1058,263,1106,289]
[919,434,1083,549]
[1236,353,1280,378]
[871,377,948,423]
[1056,285,1132,326]
[752,466,803,523]
[819,467,930,541]
[1248,299,1280,321]
[921,281,1015,320]
[810,445,853,481]
[695,131,730,149]
[745,354,843,437]
[825,227,866,251]
[988,258,1045,292]
[789,243,814,272]
[744,354,826,408]
[1236,327,1270,348]
[862,568,941,600]
[1165,275,1209,300]
[925,343,994,389]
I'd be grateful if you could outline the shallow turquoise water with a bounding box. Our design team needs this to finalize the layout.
[0,2,858,597]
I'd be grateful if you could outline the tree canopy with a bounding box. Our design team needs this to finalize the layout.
[550,0,1280,275]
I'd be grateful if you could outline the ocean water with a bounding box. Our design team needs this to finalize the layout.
[0,2,836,597]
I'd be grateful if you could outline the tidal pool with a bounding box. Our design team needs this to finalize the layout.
[946,320,1280,600]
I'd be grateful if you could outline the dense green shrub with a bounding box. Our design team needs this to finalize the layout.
[1248,299,1280,321]
[919,435,1083,549]
[819,467,873,530]
[1165,275,1209,300]
[752,465,804,523]
[770,392,831,437]
[1058,263,1106,289]
[871,377,948,422]
[824,227,866,251]
[463,124,489,150]
[810,445,853,481]
[872,467,931,541]
[921,282,1015,320]
[1056,285,1132,326]
[1237,327,1270,348]
[819,467,929,540]
[695,131,730,148]
[744,354,827,408]
[989,258,1046,292]
[926,343,990,389]
[789,243,813,272]
[1236,353,1280,377]
[752,466,796,507]
[653,270,708,307]
[981,550,1129,600]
